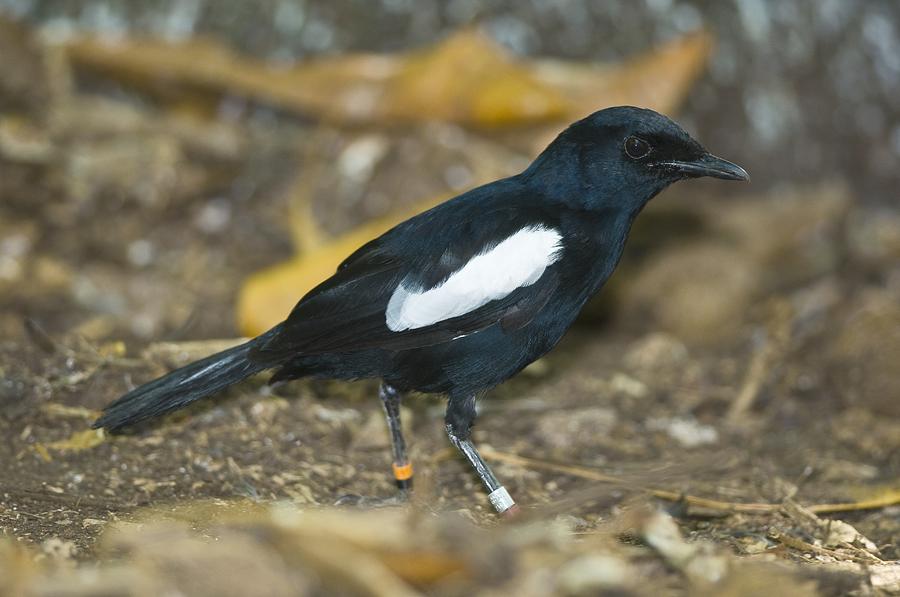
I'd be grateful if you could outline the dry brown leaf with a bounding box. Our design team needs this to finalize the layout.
[382,29,568,126]
[66,30,562,127]
[66,29,710,129]
[638,508,729,584]
[1,501,862,596]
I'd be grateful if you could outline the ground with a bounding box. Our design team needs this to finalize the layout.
[2,177,899,594]
[1,14,899,595]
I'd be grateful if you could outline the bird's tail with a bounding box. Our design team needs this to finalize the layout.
[93,326,281,432]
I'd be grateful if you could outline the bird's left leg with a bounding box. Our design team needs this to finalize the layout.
[334,381,412,507]
[445,394,518,515]
[380,382,413,492]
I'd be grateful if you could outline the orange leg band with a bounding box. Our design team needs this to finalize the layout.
[392,462,414,481]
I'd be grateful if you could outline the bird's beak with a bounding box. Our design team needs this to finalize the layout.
[658,153,750,181]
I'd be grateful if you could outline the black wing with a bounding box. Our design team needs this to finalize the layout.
[250,184,561,362]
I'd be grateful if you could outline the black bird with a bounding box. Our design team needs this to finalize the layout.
[94,106,748,514]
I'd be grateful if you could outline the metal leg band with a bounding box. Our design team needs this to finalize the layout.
[488,486,516,513]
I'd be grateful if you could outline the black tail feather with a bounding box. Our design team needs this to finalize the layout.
[93,327,281,432]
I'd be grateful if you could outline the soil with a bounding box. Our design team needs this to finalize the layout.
[3,170,899,594]
[0,12,899,597]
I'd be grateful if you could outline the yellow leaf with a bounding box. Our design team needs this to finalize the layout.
[237,195,446,336]
[65,29,711,129]
[33,443,52,462]
[383,29,568,126]
[65,30,563,127]
[45,428,106,452]
[97,340,127,358]
[40,403,101,420]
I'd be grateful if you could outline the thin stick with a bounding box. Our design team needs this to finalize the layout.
[807,492,900,514]
[727,300,793,424]
[480,448,900,515]
[768,530,883,564]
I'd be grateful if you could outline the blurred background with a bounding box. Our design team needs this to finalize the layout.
[3,0,899,197]
[1,2,898,596]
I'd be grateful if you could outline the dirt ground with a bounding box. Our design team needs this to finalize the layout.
[1,15,900,597]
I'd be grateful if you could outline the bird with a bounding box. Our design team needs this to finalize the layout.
[93,106,748,514]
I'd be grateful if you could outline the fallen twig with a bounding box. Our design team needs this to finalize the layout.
[480,448,900,515]
[726,300,793,424]
[767,529,883,564]
[806,492,900,514]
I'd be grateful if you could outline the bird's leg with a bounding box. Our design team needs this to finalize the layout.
[445,394,518,515]
[334,381,412,508]
[379,381,413,492]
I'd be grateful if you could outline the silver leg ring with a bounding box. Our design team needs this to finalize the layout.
[488,486,516,513]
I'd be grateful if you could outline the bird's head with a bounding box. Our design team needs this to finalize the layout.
[526,106,748,211]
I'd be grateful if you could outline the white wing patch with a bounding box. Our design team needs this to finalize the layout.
[385,225,563,332]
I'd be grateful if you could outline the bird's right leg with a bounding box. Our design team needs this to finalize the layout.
[445,394,518,515]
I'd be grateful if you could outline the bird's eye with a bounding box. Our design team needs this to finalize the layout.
[624,136,651,159]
